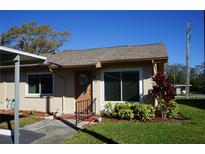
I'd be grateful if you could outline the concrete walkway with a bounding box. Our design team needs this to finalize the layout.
[0,119,88,144]
[23,119,77,144]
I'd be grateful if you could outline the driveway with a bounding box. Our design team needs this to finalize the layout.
[0,119,81,144]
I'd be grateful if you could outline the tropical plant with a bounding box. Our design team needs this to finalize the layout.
[149,73,175,119]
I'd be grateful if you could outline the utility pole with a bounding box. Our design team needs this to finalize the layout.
[186,23,191,99]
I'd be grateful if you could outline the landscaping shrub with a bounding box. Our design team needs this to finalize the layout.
[131,103,155,121]
[104,102,155,121]
[104,102,113,116]
[168,100,179,118]
[112,103,134,120]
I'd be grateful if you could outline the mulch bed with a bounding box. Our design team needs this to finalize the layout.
[99,114,186,124]
[20,110,48,117]
[101,117,138,123]
[56,114,97,122]
[151,115,186,123]
[0,110,48,118]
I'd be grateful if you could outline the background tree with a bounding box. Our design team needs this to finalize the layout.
[0,21,70,54]
[165,63,186,85]
[190,62,205,93]
[165,62,205,94]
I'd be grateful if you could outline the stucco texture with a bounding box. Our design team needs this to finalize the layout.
[0,63,157,114]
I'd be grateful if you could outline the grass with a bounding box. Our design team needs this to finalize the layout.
[63,99,205,144]
[0,114,42,129]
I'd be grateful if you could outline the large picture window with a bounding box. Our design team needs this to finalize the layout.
[104,72,121,101]
[28,74,53,95]
[104,71,139,101]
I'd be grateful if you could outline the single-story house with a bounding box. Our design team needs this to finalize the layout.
[0,43,168,115]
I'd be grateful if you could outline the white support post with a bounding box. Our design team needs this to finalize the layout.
[152,60,158,106]
[14,55,20,144]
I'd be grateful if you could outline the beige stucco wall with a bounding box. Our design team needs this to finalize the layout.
[0,63,155,114]
[142,64,154,103]
[0,68,75,114]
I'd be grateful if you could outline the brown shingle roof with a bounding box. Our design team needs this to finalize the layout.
[44,43,168,66]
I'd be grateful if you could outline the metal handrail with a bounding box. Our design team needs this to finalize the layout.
[75,99,93,126]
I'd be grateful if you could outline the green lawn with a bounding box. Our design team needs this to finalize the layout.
[0,115,42,129]
[63,99,205,144]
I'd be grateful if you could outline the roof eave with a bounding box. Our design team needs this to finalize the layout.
[99,57,168,64]
[50,57,168,68]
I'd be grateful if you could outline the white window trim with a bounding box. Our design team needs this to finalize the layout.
[25,72,54,97]
[100,67,144,110]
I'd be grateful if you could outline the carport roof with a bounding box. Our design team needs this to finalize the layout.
[0,46,47,66]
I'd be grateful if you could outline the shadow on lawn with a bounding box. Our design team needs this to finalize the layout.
[60,119,118,144]
[176,99,205,110]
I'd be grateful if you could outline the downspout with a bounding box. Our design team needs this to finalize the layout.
[48,67,65,114]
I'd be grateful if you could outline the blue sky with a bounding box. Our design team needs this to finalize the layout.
[0,10,204,66]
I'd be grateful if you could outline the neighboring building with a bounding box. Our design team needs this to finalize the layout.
[174,84,192,95]
[0,43,168,115]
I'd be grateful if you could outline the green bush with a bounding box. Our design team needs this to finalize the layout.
[112,103,134,120]
[168,100,179,118]
[104,102,113,116]
[131,103,155,121]
[104,102,155,121]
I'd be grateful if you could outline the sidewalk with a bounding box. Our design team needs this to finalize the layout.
[0,119,87,144]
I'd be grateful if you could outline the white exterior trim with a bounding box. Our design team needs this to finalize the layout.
[100,67,144,110]
[25,72,54,97]
[0,46,47,61]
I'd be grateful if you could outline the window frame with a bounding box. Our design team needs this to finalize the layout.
[26,72,54,97]
[101,67,144,107]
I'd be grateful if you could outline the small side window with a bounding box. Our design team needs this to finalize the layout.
[28,75,40,94]
[28,74,53,95]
